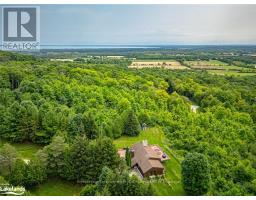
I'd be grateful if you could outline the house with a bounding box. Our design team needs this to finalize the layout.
[191,105,199,113]
[130,140,168,177]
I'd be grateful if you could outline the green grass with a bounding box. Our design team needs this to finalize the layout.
[114,127,186,196]
[184,60,228,66]
[30,178,83,196]
[207,70,256,76]
[114,127,165,149]
[0,128,185,196]
[0,139,42,160]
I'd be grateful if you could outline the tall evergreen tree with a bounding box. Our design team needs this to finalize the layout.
[125,148,131,167]
[68,135,90,182]
[25,158,47,187]
[123,110,140,136]
[96,166,114,192]
[18,100,39,141]
[67,113,85,139]
[42,136,68,177]
[83,112,98,139]
[0,143,17,174]
[9,159,26,186]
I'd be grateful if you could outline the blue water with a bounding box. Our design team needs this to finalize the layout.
[39,45,160,50]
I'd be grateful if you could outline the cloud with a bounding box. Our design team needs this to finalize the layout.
[2,5,255,45]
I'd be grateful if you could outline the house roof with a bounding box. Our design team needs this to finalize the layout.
[131,142,164,174]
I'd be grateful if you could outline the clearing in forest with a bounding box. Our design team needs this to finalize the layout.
[114,127,185,196]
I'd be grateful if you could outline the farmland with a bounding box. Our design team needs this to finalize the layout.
[128,59,256,77]
[207,70,256,76]
[129,60,188,70]
[183,60,242,70]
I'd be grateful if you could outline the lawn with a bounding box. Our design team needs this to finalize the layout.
[114,127,165,149]
[30,178,83,196]
[0,128,185,196]
[0,139,42,160]
[114,127,186,196]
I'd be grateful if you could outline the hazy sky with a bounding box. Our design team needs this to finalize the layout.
[1,4,256,45]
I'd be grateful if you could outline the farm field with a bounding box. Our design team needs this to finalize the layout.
[128,60,188,70]
[207,70,256,76]
[184,60,242,70]
[114,127,185,196]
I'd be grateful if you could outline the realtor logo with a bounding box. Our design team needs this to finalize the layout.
[2,7,40,51]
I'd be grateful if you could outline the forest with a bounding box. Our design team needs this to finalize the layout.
[0,49,255,196]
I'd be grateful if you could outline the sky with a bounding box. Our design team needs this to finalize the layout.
[1,4,256,45]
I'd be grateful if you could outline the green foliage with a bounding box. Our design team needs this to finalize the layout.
[67,113,85,138]
[36,135,120,184]
[40,136,68,178]
[123,110,140,136]
[96,167,153,196]
[25,158,47,187]
[9,159,26,186]
[9,158,46,188]
[181,153,211,195]
[80,184,97,196]
[0,143,17,174]
[0,50,256,195]
[83,112,99,139]
[67,136,90,182]
[125,148,131,167]
[96,166,113,192]
[0,176,8,184]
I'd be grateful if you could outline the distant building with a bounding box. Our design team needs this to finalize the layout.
[191,105,199,113]
[106,56,124,59]
[50,58,74,62]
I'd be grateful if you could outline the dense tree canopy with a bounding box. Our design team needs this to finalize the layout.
[0,50,256,195]
[181,153,211,195]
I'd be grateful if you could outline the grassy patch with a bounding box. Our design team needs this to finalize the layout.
[114,127,186,196]
[0,139,42,160]
[30,178,83,196]
[114,127,164,149]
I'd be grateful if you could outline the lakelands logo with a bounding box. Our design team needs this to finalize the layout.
[2,7,40,51]
[0,184,25,195]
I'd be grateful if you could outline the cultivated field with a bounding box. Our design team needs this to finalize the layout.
[207,70,256,76]
[129,60,188,70]
[183,60,242,70]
